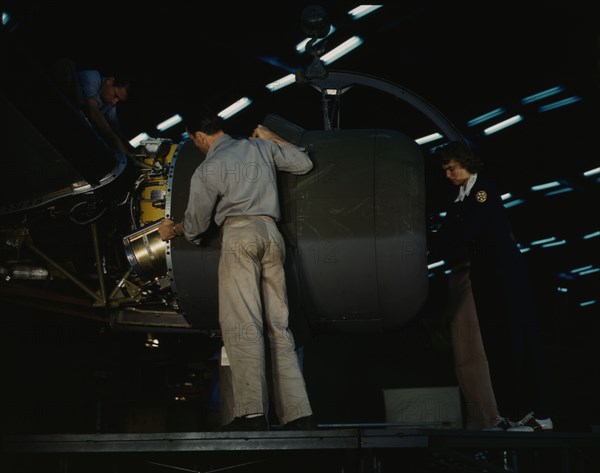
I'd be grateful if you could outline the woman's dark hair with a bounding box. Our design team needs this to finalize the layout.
[182,105,225,135]
[432,141,483,174]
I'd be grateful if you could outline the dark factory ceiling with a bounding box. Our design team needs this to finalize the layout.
[1,1,598,318]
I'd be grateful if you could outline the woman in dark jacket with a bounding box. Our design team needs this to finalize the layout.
[429,141,553,431]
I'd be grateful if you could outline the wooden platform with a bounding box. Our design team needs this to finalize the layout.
[3,426,600,472]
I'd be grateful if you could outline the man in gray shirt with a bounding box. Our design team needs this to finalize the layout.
[159,107,314,431]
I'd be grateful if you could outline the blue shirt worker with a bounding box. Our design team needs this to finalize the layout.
[51,57,134,157]
[77,69,133,157]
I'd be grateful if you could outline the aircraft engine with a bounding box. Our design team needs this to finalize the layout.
[121,115,429,334]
